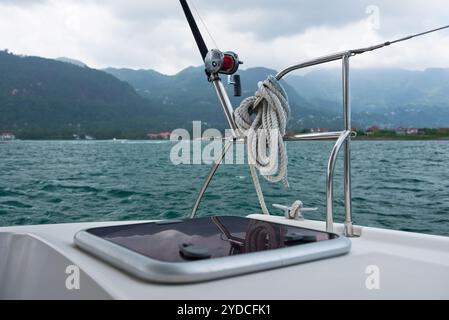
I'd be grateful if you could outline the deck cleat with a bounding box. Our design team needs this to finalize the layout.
[273,201,318,221]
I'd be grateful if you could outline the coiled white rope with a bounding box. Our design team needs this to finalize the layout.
[234,75,290,187]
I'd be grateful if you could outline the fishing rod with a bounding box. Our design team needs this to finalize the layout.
[179,0,208,60]
[179,0,242,75]
[179,0,243,98]
[179,0,244,136]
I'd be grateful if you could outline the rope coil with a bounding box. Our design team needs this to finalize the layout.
[234,75,290,187]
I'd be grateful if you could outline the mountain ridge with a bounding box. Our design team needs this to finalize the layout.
[0,51,171,139]
[1,50,449,139]
[286,67,449,128]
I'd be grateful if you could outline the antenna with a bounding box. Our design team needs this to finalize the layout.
[351,24,449,55]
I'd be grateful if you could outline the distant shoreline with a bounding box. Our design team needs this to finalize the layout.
[352,136,449,141]
[4,137,449,142]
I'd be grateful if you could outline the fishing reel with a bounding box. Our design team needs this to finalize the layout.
[205,49,243,96]
[205,49,241,75]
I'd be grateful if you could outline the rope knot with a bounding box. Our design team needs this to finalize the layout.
[234,75,290,187]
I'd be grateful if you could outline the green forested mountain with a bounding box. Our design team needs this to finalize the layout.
[0,51,338,139]
[1,50,449,139]
[287,68,449,128]
[56,57,88,68]
[105,66,342,131]
[106,65,449,130]
[0,51,169,139]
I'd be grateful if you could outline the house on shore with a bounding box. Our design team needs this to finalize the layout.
[366,126,380,135]
[406,128,418,135]
[395,127,418,135]
[147,132,172,140]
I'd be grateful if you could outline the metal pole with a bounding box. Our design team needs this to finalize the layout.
[292,131,346,141]
[326,131,351,233]
[190,138,271,218]
[191,138,234,218]
[275,51,349,80]
[212,78,238,136]
[342,55,355,237]
[190,74,271,218]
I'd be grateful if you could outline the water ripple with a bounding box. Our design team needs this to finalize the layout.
[0,140,448,236]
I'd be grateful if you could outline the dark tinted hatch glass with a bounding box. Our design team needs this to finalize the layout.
[86,216,337,263]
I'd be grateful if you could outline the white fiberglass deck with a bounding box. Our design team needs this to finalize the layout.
[1,214,449,299]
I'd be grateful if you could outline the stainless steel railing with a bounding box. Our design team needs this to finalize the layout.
[190,51,357,237]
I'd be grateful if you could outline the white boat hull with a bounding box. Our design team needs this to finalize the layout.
[1,214,449,300]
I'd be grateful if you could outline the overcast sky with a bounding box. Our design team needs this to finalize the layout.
[1,0,448,74]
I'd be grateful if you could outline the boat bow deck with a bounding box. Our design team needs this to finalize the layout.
[1,214,449,299]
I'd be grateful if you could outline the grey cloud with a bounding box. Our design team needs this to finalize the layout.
[207,0,449,40]
[0,0,47,6]
[0,0,448,73]
[95,0,449,40]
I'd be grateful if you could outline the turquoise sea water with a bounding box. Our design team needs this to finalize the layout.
[0,140,448,236]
